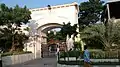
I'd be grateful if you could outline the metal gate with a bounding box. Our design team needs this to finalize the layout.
[41,44,56,58]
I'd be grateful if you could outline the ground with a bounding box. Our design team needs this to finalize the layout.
[5,57,120,67]
[4,52,120,67]
[5,57,57,67]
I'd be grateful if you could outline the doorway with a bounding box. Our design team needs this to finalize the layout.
[48,44,57,53]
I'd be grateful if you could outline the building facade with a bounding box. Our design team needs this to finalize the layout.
[24,2,79,58]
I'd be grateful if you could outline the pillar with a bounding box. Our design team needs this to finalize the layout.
[107,3,111,20]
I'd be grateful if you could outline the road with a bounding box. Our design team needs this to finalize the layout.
[5,57,57,67]
[4,54,120,67]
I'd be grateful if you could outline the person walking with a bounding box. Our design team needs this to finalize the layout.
[84,45,91,67]
[56,45,60,55]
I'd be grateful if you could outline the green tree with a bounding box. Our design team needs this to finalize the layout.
[60,22,77,38]
[0,28,12,51]
[0,3,31,51]
[0,4,31,26]
[78,0,104,30]
[14,31,29,51]
[81,20,120,50]
[0,27,29,51]
[47,31,65,42]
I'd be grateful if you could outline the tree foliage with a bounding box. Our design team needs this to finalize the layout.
[0,4,31,26]
[47,31,65,42]
[78,0,104,29]
[81,20,120,50]
[60,22,77,38]
[0,3,31,52]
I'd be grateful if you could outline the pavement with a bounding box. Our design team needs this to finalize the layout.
[4,54,120,67]
[5,57,57,67]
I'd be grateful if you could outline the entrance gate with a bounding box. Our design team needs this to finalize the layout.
[28,2,79,58]
[41,44,57,58]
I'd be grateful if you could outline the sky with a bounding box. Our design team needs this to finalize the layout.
[0,0,89,8]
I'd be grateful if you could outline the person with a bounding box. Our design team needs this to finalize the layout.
[84,45,91,67]
[49,46,51,52]
[56,45,60,55]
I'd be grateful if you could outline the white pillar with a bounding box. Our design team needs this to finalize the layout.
[38,36,42,58]
[107,3,111,20]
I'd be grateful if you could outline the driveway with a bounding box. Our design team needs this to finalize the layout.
[5,57,57,67]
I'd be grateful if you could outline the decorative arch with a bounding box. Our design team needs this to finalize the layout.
[37,23,62,33]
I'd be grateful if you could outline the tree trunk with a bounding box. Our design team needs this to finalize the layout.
[10,34,16,52]
[10,24,17,52]
[10,44,15,52]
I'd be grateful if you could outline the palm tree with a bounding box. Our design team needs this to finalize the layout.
[60,22,77,38]
[81,20,120,50]
[0,27,29,52]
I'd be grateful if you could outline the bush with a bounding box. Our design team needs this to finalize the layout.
[58,60,83,65]
[1,52,13,57]
[59,50,84,59]
[59,50,120,59]
[1,51,32,57]
[58,60,120,65]
[90,51,120,59]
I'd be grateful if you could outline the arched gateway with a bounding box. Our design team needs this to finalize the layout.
[26,2,79,58]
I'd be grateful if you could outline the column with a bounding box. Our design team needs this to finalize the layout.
[107,3,111,20]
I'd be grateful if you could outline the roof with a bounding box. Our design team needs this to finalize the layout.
[29,2,78,12]
[107,0,120,3]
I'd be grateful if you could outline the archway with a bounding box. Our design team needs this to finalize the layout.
[28,2,79,58]
[37,23,62,57]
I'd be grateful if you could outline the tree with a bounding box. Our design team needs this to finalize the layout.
[78,0,104,29]
[0,4,31,26]
[14,31,29,51]
[60,22,77,38]
[47,31,65,42]
[81,20,120,50]
[0,28,12,51]
[0,3,31,51]
[0,27,29,51]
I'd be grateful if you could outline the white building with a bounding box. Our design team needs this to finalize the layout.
[24,2,79,58]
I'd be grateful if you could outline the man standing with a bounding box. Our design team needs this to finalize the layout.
[84,45,91,67]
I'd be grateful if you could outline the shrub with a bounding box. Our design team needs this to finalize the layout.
[1,51,32,57]
[58,60,120,65]
[59,50,120,59]
[60,50,80,58]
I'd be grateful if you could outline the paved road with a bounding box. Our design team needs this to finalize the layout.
[5,57,57,67]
